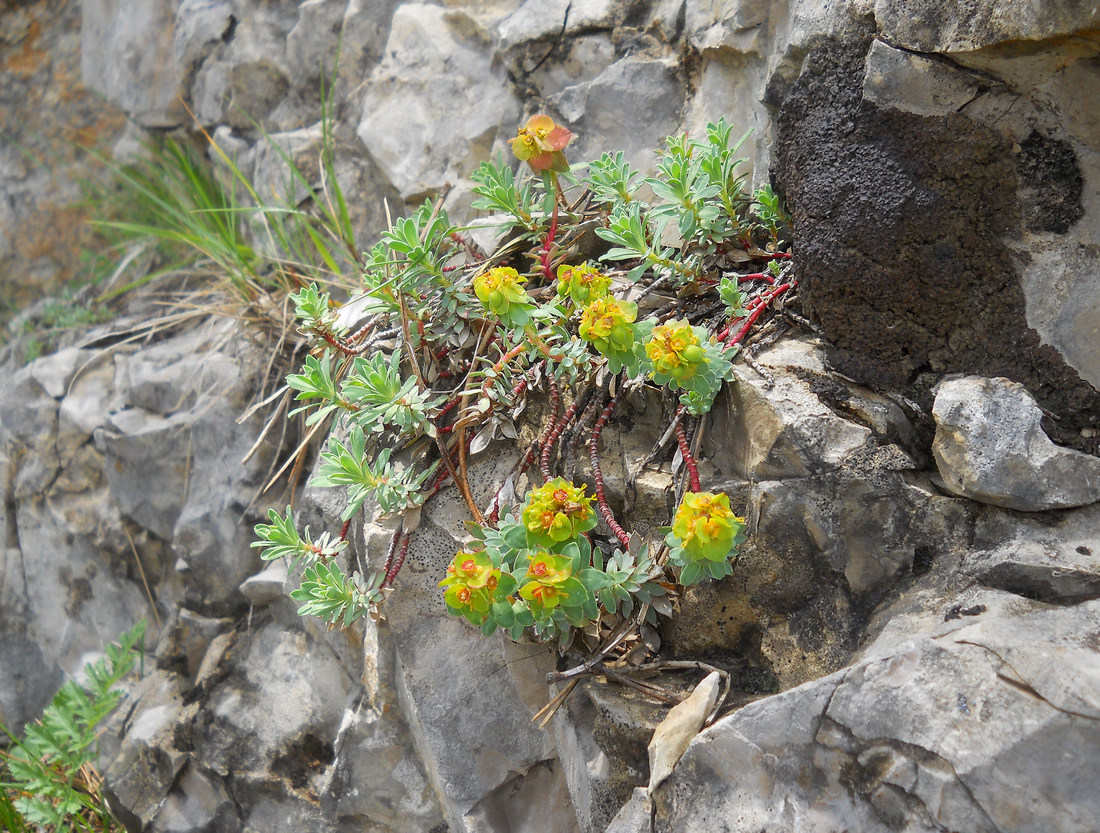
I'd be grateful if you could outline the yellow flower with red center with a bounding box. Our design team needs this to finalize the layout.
[669,492,744,563]
[509,114,574,173]
[439,549,503,619]
[518,551,574,613]
[645,320,707,382]
[556,262,611,306]
[521,478,596,546]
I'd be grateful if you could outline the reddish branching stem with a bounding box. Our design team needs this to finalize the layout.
[540,190,561,283]
[588,394,630,547]
[675,410,702,493]
[727,281,794,346]
[378,527,402,581]
[382,532,411,588]
[338,517,352,543]
[540,394,581,480]
[538,377,562,480]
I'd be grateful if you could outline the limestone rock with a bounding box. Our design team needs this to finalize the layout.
[549,57,686,181]
[655,598,1100,833]
[933,376,1100,511]
[862,39,982,117]
[81,0,186,126]
[965,502,1100,604]
[357,5,520,201]
[875,0,1100,53]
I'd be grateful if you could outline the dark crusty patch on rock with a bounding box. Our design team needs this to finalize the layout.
[771,21,1100,455]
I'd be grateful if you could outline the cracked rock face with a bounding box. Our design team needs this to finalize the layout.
[655,596,1100,833]
[3,0,1100,831]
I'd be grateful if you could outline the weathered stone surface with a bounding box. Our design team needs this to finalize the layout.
[357,4,521,201]
[772,17,1100,453]
[875,0,1100,53]
[102,671,191,829]
[549,57,686,180]
[81,0,187,127]
[965,502,1100,604]
[705,338,914,480]
[655,597,1100,833]
[862,39,981,117]
[933,376,1100,511]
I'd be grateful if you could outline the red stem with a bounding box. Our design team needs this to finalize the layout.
[382,533,410,588]
[378,527,402,580]
[675,411,701,492]
[540,191,560,283]
[589,395,630,547]
[538,377,562,480]
[725,281,795,346]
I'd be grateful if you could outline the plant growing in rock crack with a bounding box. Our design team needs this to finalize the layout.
[0,622,145,832]
[254,111,795,653]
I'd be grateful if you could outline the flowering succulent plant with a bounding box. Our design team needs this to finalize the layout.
[578,296,650,375]
[510,114,574,173]
[645,319,736,415]
[518,550,578,617]
[473,266,535,327]
[439,549,512,625]
[521,478,597,548]
[556,262,611,306]
[665,491,746,584]
[646,320,706,383]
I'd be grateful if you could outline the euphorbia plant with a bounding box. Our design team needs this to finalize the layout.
[254,111,794,649]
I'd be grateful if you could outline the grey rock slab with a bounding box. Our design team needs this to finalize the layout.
[462,758,580,833]
[605,787,653,833]
[154,608,235,682]
[97,408,191,540]
[965,502,1100,604]
[549,57,685,181]
[148,764,237,833]
[1,364,60,498]
[188,0,298,127]
[190,621,354,781]
[862,39,981,117]
[0,629,65,734]
[58,353,119,457]
[238,559,289,607]
[875,0,1100,53]
[103,671,190,830]
[705,338,904,480]
[933,376,1100,510]
[15,492,153,679]
[357,4,520,201]
[656,599,1100,833]
[554,680,668,833]
[80,0,186,126]
[29,345,83,398]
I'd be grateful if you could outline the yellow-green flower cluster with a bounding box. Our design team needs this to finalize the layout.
[517,551,574,615]
[521,478,597,546]
[556,262,611,306]
[579,297,637,354]
[473,266,533,324]
[645,320,707,382]
[439,550,502,621]
[669,492,744,564]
